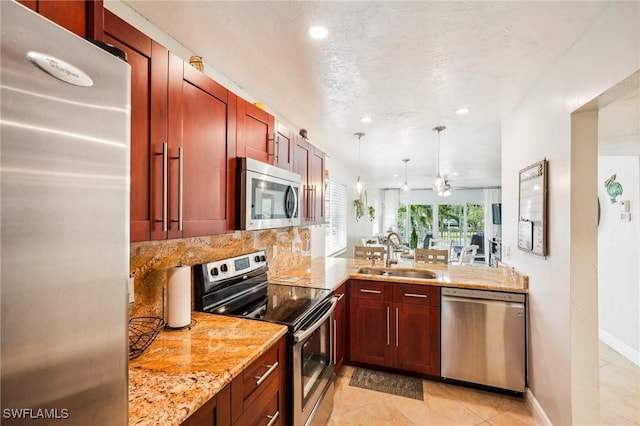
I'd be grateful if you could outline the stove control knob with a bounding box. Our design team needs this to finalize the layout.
[220,264,228,273]
[211,267,219,276]
[260,255,266,262]
[254,255,261,262]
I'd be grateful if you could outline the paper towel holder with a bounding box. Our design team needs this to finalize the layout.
[162,287,196,330]
[163,264,196,330]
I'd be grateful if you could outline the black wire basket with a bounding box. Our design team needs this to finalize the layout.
[128,316,164,360]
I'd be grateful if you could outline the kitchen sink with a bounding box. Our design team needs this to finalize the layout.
[356,267,437,280]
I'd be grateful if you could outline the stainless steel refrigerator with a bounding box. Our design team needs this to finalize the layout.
[1,2,130,424]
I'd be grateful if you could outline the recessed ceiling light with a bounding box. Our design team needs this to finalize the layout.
[308,25,328,39]
[393,174,398,178]
[360,116,372,123]
[456,107,470,115]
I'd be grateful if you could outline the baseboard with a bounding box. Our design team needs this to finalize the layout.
[599,328,640,367]
[525,388,553,426]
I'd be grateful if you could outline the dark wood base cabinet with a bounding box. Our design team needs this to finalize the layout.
[348,279,440,377]
[181,336,285,426]
[333,283,347,374]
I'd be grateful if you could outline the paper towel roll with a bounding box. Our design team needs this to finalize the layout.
[167,265,191,328]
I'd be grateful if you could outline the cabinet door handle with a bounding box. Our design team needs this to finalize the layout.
[360,289,381,294]
[274,132,279,164]
[395,307,399,347]
[304,185,310,220]
[312,185,317,221]
[386,306,390,346]
[335,293,345,302]
[170,147,184,231]
[176,147,184,231]
[333,318,337,366]
[266,410,280,426]
[254,361,279,387]
[156,142,168,232]
[404,293,427,299]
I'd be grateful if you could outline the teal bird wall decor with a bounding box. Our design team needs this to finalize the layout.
[604,174,623,203]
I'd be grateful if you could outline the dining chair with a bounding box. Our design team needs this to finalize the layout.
[414,248,449,264]
[429,239,452,251]
[354,245,384,261]
[457,245,480,265]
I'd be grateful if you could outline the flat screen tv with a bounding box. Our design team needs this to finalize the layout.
[492,203,502,225]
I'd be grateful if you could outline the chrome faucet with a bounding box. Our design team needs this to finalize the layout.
[385,231,401,267]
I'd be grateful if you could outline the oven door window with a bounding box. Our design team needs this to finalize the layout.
[300,318,331,407]
[250,177,298,220]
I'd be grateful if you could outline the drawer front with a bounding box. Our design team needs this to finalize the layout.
[232,337,285,423]
[393,284,440,306]
[242,342,281,403]
[349,280,387,301]
[236,377,281,426]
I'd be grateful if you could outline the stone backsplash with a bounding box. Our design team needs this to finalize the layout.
[129,227,311,318]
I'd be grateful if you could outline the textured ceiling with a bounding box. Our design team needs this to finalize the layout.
[122,1,612,189]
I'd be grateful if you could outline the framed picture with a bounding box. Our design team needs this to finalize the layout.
[518,159,548,256]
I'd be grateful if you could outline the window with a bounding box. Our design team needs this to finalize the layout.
[325,179,347,256]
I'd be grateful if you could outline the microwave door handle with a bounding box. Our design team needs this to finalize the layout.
[288,184,298,219]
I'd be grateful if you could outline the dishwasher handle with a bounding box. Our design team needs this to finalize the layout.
[441,295,525,310]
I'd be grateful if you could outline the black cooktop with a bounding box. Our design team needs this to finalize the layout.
[193,251,332,331]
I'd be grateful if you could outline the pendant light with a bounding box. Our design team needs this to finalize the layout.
[401,158,410,191]
[432,125,447,195]
[354,132,365,194]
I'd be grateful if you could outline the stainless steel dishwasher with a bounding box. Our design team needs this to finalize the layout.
[441,287,526,395]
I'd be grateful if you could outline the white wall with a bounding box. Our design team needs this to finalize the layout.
[598,155,640,365]
[502,3,639,425]
[324,156,380,258]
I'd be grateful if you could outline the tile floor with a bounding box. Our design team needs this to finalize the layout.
[328,366,536,426]
[328,341,640,426]
[599,341,640,425]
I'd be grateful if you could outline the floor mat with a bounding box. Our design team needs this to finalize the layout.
[348,367,424,400]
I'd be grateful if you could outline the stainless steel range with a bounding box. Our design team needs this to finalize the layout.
[194,251,336,426]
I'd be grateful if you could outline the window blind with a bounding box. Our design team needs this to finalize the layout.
[325,179,347,256]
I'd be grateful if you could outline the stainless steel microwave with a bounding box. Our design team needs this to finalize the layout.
[236,157,301,230]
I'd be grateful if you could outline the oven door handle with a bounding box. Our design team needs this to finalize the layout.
[293,297,337,343]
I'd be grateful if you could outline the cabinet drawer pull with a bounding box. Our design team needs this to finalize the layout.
[254,361,279,386]
[266,410,280,426]
[404,293,428,298]
[335,293,345,301]
[360,289,381,294]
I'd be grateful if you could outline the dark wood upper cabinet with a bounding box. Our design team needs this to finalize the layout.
[236,98,274,164]
[18,0,103,39]
[274,122,294,171]
[293,136,325,225]
[104,10,168,242]
[167,54,236,238]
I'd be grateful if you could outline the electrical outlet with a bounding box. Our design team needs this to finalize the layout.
[505,245,511,260]
[272,245,278,258]
[128,276,135,304]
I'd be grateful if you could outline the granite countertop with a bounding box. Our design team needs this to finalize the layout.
[129,312,287,426]
[269,257,529,293]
